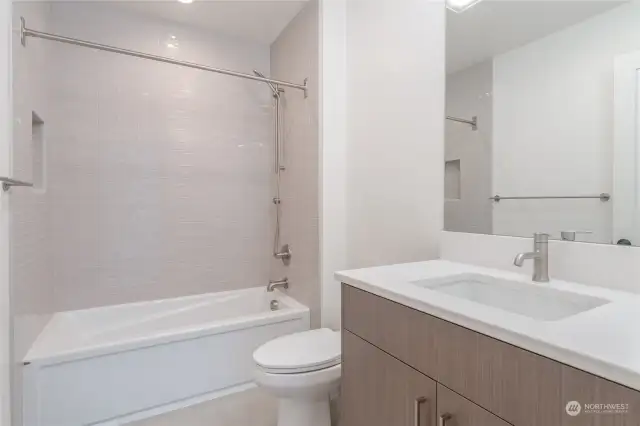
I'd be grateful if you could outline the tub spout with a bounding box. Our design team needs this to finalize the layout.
[267,278,289,292]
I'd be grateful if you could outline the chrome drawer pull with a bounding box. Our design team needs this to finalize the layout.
[439,413,452,426]
[414,397,427,426]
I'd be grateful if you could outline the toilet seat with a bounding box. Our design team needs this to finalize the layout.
[253,328,341,374]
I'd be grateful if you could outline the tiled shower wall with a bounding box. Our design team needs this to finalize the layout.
[45,3,274,311]
[11,3,53,423]
[271,1,320,326]
[12,0,52,357]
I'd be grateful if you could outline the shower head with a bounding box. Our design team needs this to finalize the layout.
[253,70,279,97]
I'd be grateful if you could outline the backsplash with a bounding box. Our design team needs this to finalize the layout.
[440,231,640,293]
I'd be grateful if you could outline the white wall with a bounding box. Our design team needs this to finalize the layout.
[45,3,274,311]
[492,2,640,244]
[445,60,492,234]
[345,0,445,268]
[318,0,445,328]
[0,0,11,423]
[271,1,321,327]
[319,0,347,330]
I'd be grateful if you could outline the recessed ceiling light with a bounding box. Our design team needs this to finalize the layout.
[178,0,193,4]
[166,35,179,48]
[446,0,483,13]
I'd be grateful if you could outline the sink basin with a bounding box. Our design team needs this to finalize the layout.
[411,273,609,321]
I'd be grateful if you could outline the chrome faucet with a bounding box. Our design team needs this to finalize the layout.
[267,278,289,292]
[513,233,549,282]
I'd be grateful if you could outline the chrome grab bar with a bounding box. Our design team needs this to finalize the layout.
[0,177,33,192]
[490,193,610,202]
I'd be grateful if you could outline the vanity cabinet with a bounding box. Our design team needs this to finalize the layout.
[342,330,437,426]
[437,384,511,426]
[341,284,640,426]
[342,330,507,426]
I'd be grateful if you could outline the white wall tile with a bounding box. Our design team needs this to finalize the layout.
[44,3,274,311]
[11,3,54,424]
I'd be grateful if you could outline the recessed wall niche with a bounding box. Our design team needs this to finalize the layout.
[444,159,461,200]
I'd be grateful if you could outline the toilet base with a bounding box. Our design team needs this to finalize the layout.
[277,395,331,426]
[254,358,341,426]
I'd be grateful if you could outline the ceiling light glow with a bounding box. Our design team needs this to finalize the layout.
[166,34,179,49]
[446,0,483,13]
[178,0,193,4]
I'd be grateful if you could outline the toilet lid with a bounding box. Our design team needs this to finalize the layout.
[253,328,341,374]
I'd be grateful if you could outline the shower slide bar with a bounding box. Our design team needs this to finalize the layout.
[446,115,477,131]
[0,177,33,192]
[19,17,308,97]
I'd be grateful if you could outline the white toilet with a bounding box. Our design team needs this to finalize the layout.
[253,328,341,426]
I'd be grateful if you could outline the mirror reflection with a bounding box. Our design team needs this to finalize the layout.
[444,0,640,246]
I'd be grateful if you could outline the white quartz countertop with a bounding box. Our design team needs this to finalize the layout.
[336,260,640,391]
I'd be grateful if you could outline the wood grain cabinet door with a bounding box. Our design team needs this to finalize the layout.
[341,330,437,426]
[436,384,512,426]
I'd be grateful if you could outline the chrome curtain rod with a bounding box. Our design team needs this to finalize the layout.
[446,115,477,131]
[490,193,611,203]
[19,17,308,97]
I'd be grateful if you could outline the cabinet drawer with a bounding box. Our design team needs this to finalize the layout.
[437,384,511,426]
[342,284,640,426]
[342,330,437,426]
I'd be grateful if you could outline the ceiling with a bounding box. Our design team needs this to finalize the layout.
[447,0,627,74]
[111,1,308,45]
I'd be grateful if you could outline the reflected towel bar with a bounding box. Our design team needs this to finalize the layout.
[490,193,611,202]
[1,177,34,192]
[446,115,477,131]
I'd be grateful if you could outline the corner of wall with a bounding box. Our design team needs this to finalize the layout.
[271,0,322,327]
[319,0,347,330]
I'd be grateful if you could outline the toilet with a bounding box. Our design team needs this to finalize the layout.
[253,328,341,426]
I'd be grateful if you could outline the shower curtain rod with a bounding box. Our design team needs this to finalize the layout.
[19,17,308,97]
[446,115,477,131]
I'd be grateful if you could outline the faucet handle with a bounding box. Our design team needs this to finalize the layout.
[533,233,550,243]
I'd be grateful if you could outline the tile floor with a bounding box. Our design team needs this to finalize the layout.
[131,387,278,426]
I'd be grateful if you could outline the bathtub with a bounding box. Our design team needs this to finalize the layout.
[22,287,309,426]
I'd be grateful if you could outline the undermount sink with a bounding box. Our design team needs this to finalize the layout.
[410,273,609,321]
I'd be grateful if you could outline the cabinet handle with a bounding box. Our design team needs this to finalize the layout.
[438,413,452,426]
[414,397,427,426]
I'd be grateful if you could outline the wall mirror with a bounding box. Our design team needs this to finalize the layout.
[444,0,640,246]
